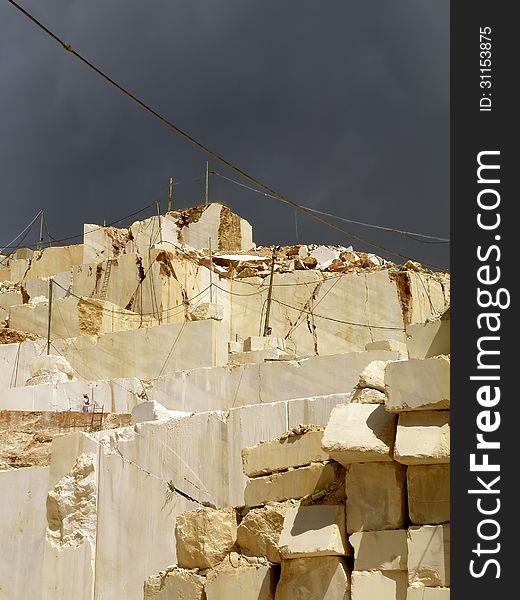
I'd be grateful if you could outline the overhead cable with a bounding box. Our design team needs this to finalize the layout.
[6,0,444,269]
[211,172,449,242]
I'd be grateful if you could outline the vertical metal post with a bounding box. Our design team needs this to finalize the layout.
[263,247,277,336]
[156,201,163,244]
[46,277,53,355]
[168,177,173,212]
[204,161,209,205]
[209,237,213,304]
[38,210,44,251]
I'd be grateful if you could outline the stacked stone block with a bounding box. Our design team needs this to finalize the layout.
[144,351,450,599]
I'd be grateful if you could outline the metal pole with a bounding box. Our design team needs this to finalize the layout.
[209,237,213,304]
[156,201,163,244]
[204,161,209,205]
[263,247,277,336]
[46,277,53,355]
[38,210,44,251]
[168,177,173,212]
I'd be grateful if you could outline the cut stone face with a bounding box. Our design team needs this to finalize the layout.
[204,558,277,600]
[385,356,450,412]
[243,336,286,352]
[345,462,407,533]
[278,504,351,559]
[351,570,408,600]
[406,588,451,599]
[407,524,450,587]
[407,465,450,525]
[349,529,408,571]
[244,462,343,507]
[274,556,351,600]
[365,339,408,359]
[242,430,329,477]
[406,315,450,360]
[321,404,397,465]
[175,507,238,569]
[394,411,450,465]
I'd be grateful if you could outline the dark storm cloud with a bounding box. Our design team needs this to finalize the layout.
[0,0,449,267]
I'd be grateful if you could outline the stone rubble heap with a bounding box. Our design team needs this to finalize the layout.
[144,351,450,600]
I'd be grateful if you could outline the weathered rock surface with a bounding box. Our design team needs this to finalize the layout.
[348,387,386,404]
[143,567,206,599]
[358,360,391,391]
[46,453,97,549]
[25,354,76,386]
[189,302,224,321]
[175,507,238,569]
[237,504,289,563]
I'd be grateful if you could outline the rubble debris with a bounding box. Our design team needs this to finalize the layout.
[0,328,41,344]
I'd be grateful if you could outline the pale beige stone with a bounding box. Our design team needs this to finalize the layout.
[144,568,205,599]
[242,430,329,477]
[346,462,407,533]
[275,556,350,600]
[407,465,450,525]
[385,356,450,412]
[365,339,408,358]
[358,360,391,391]
[205,558,276,600]
[351,570,407,600]
[237,504,288,563]
[407,524,450,587]
[189,302,224,321]
[231,348,291,364]
[175,507,238,569]
[349,530,407,571]
[0,289,23,320]
[322,403,397,465]
[243,336,286,352]
[244,462,343,507]
[406,315,450,360]
[407,588,450,599]
[394,412,450,465]
[348,387,386,404]
[278,504,351,558]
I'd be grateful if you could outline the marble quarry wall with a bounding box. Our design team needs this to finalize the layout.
[0,203,450,599]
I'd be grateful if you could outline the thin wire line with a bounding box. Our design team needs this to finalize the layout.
[0,210,42,263]
[5,0,444,269]
[212,172,449,242]
[271,298,404,331]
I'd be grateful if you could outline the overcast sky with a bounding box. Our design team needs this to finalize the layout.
[0,0,449,268]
